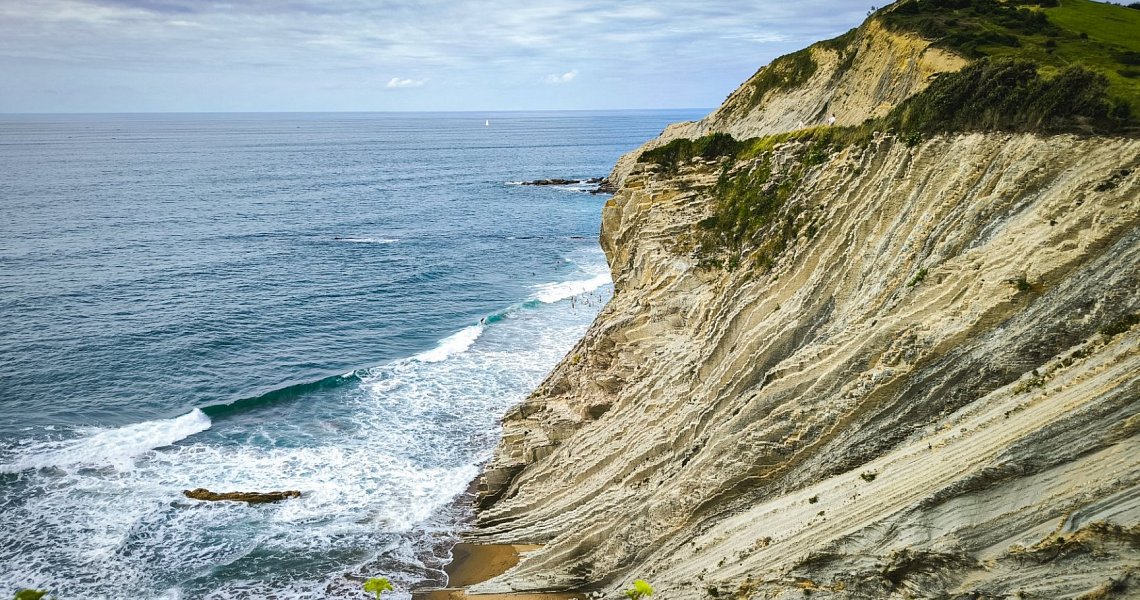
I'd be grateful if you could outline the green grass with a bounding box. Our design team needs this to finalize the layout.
[744,48,818,112]
[881,0,1140,119]
[685,135,840,271]
[740,27,859,114]
[1047,0,1140,51]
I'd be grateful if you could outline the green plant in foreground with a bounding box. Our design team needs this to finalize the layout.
[908,268,928,287]
[363,577,394,600]
[625,579,655,600]
[13,591,50,600]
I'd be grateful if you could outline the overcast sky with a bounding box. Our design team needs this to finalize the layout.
[1,0,871,113]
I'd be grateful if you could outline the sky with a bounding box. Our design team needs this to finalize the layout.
[0,0,872,113]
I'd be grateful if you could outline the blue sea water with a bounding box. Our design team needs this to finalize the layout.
[0,110,704,600]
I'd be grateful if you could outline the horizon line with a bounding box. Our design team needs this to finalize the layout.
[0,107,714,117]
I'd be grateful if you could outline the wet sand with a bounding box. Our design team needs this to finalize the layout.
[413,543,585,600]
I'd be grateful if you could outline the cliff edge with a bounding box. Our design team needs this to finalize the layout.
[469,1,1140,598]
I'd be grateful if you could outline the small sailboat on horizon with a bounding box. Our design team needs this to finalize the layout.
[485,119,490,127]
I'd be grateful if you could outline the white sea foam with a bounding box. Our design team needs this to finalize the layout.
[531,272,612,304]
[0,408,212,473]
[0,252,614,599]
[412,324,484,363]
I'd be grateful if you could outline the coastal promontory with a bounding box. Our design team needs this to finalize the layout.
[465,1,1140,598]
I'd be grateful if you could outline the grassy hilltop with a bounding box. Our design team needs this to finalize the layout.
[879,0,1140,124]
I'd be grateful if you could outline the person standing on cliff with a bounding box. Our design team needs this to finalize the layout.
[828,113,837,126]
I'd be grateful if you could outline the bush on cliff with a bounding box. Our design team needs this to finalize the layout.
[639,133,747,173]
[889,58,1131,134]
[363,577,394,600]
[625,579,654,600]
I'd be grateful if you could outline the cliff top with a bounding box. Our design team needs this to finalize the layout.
[611,0,1140,185]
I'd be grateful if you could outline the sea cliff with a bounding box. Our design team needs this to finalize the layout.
[467,2,1140,598]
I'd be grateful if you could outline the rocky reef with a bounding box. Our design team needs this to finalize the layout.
[183,488,301,504]
[468,2,1140,599]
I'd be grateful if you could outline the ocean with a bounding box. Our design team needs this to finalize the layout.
[0,110,704,599]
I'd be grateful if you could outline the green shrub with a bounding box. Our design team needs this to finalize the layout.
[363,577,394,600]
[887,58,1128,134]
[639,133,747,173]
[1003,273,1035,292]
[625,580,654,600]
[908,268,928,287]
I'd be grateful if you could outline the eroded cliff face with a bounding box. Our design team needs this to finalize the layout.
[467,15,1140,600]
[609,19,966,188]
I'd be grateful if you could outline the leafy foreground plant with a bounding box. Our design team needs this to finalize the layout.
[364,577,394,600]
[13,591,51,600]
[625,579,655,600]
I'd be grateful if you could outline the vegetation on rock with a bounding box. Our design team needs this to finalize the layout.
[881,0,1140,118]
[891,58,1131,133]
[639,134,747,174]
[363,577,394,600]
[624,579,655,600]
[744,49,819,112]
[637,1,1139,271]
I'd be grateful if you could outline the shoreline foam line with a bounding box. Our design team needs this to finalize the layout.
[0,408,212,474]
[531,273,611,304]
[414,324,486,363]
[74,269,613,433]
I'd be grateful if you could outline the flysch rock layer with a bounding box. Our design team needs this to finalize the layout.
[467,13,1140,600]
[608,20,966,188]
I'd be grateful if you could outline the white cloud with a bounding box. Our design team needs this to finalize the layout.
[544,69,578,84]
[386,77,425,88]
[732,31,792,43]
[0,0,874,111]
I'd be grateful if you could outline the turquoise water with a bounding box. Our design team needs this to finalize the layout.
[0,110,704,599]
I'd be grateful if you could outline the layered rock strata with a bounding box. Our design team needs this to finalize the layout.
[468,12,1140,600]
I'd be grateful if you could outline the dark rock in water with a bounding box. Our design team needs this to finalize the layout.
[589,178,616,194]
[183,488,301,504]
[521,178,579,186]
[518,176,614,194]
